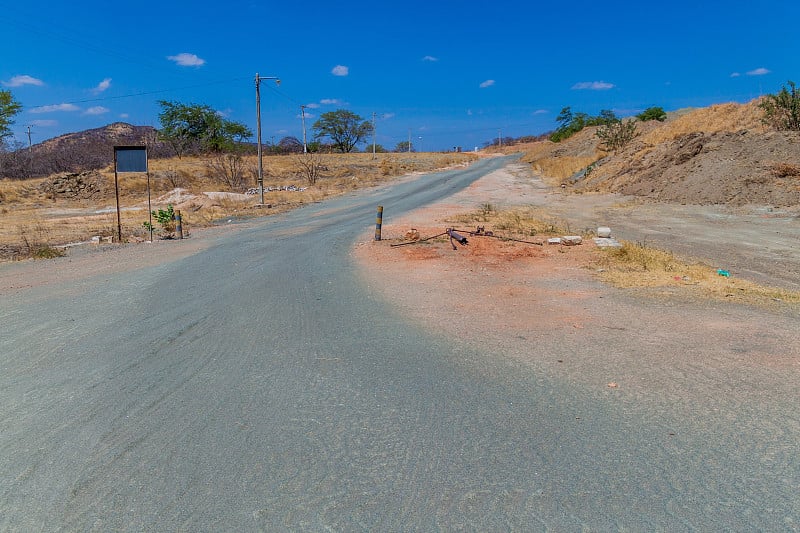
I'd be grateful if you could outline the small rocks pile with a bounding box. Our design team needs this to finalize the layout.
[39,171,107,199]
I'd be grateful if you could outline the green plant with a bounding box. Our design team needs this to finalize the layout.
[760,81,800,131]
[144,204,176,237]
[636,106,667,122]
[596,119,639,152]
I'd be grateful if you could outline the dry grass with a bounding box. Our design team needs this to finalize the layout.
[446,205,573,236]
[642,101,766,145]
[1,152,477,260]
[436,206,800,308]
[597,240,800,307]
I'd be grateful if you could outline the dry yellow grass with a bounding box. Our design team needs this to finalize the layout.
[0,152,477,259]
[442,207,800,308]
[597,240,800,307]
[642,100,766,145]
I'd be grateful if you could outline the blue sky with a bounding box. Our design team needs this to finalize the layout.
[3,0,799,151]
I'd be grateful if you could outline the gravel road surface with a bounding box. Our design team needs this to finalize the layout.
[2,156,798,531]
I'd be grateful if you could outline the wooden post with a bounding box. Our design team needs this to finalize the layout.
[175,210,183,239]
[375,205,383,241]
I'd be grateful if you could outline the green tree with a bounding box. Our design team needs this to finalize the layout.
[760,81,800,131]
[157,100,252,157]
[636,106,667,122]
[395,140,414,152]
[0,90,23,142]
[596,118,638,152]
[312,110,373,153]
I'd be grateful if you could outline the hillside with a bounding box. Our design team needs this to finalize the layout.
[518,100,800,206]
[0,123,168,178]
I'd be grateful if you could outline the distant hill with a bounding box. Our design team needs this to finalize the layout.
[1,123,172,179]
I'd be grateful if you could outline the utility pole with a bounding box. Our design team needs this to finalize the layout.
[300,105,308,153]
[26,125,32,152]
[372,112,376,160]
[255,72,280,206]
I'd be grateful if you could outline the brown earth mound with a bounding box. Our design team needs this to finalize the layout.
[522,99,800,207]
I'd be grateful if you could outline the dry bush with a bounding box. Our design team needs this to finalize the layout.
[530,156,601,181]
[770,162,800,178]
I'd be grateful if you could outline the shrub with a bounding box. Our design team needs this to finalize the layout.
[760,81,800,131]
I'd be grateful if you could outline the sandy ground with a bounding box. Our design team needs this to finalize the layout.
[352,162,800,399]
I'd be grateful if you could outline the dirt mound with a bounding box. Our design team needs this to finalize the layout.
[38,171,109,200]
[585,130,800,205]
[522,99,800,206]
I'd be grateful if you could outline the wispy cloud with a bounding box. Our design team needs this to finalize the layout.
[382,113,395,120]
[332,65,349,76]
[30,119,57,127]
[572,81,615,90]
[30,103,80,114]
[92,78,112,94]
[479,79,495,88]
[747,67,770,76]
[3,74,45,87]
[167,53,206,67]
[320,98,345,106]
[119,113,130,119]
[533,109,548,115]
[305,103,321,109]
[422,55,438,62]
[730,72,741,78]
[84,106,109,115]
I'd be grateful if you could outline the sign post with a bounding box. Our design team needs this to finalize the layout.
[113,146,149,242]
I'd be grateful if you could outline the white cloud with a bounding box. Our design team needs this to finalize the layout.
[30,103,80,114]
[572,81,615,90]
[381,113,395,120]
[30,119,57,127]
[533,109,548,115]
[730,72,741,78]
[320,98,344,106]
[299,112,315,119]
[3,74,45,87]
[305,103,321,109]
[167,53,206,67]
[479,79,495,88]
[92,78,112,93]
[422,55,438,62]
[747,67,770,76]
[331,65,349,76]
[84,106,110,115]
[119,113,130,119]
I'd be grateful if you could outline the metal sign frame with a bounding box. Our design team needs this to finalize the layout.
[113,146,150,242]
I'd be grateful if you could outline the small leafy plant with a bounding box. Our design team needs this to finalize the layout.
[143,204,176,238]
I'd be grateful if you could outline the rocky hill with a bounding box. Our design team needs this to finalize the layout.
[520,100,800,207]
[1,123,170,179]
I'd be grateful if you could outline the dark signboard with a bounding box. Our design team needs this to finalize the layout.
[114,146,148,173]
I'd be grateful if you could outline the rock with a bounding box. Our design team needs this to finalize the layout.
[561,236,583,246]
[597,226,612,238]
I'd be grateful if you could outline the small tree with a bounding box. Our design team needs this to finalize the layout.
[395,140,414,152]
[637,106,667,122]
[206,152,248,191]
[312,110,373,153]
[0,90,22,142]
[596,119,638,152]
[295,152,324,185]
[760,81,800,131]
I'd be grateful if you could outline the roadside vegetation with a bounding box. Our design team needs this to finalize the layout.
[444,205,800,309]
